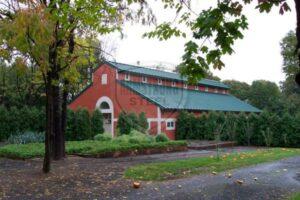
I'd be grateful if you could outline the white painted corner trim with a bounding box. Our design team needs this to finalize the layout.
[157,107,161,135]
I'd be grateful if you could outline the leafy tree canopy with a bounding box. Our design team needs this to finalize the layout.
[144,0,292,83]
[247,80,281,112]
[223,80,250,101]
[280,31,300,95]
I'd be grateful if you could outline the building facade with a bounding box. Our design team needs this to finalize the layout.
[69,61,260,139]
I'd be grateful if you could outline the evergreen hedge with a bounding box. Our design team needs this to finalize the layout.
[0,106,104,142]
[175,110,300,148]
[0,106,45,141]
[117,111,149,135]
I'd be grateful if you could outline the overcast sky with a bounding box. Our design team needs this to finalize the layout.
[105,0,296,85]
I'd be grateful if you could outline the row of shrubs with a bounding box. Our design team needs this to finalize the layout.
[94,130,169,144]
[176,111,300,147]
[117,111,148,135]
[66,108,104,141]
[0,106,104,142]
[0,106,45,141]
[1,106,152,143]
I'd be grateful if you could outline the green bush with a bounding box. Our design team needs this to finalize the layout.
[155,133,169,142]
[73,108,92,140]
[91,109,104,135]
[129,130,155,143]
[66,109,76,141]
[0,106,46,141]
[7,131,45,144]
[114,134,131,143]
[138,112,148,133]
[0,106,9,141]
[287,113,300,148]
[0,140,187,159]
[117,111,132,135]
[93,133,112,141]
[175,110,299,148]
[0,106,104,142]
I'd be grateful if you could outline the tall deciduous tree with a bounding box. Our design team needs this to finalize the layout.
[0,0,153,173]
[248,80,281,112]
[280,31,300,114]
[223,80,250,101]
[281,31,299,96]
[145,0,299,85]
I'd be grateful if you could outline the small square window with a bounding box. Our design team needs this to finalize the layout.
[101,74,107,85]
[166,120,175,130]
[125,73,130,81]
[195,85,199,90]
[142,76,147,83]
[172,81,176,87]
[158,79,162,85]
[183,83,188,89]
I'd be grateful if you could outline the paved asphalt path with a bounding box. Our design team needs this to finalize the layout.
[122,156,300,200]
[0,148,298,200]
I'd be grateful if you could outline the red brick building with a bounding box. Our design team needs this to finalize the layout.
[69,61,260,139]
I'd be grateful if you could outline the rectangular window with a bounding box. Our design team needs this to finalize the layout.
[166,119,175,130]
[223,90,226,94]
[101,74,107,85]
[214,88,218,93]
[172,81,176,87]
[158,78,162,85]
[205,87,209,92]
[183,83,188,89]
[142,76,147,83]
[125,73,130,81]
[195,85,199,90]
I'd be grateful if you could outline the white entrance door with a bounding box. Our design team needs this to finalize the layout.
[95,96,114,137]
[103,113,112,133]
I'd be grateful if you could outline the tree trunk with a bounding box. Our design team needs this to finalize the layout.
[52,78,63,160]
[295,0,300,86]
[43,73,53,173]
[61,80,69,157]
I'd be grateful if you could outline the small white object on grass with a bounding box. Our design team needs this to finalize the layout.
[236,180,244,185]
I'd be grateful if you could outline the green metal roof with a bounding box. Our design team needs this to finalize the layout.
[106,61,229,89]
[119,81,260,112]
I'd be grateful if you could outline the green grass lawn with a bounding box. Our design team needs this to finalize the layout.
[125,148,300,181]
[0,140,187,159]
[290,193,300,200]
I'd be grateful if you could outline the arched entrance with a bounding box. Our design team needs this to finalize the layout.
[95,96,114,136]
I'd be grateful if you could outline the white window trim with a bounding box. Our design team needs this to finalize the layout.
[166,119,176,130]
[205,87,209,92]
[172,81,176,87]
[101,74,107,85]
[214,88,218,93]
[142,76,147,83]
[125,73,130,81]
[223,90,226,94]
[116,70,119,80]
[183,83,188,89]
[158,78,162,85]
[195,85,199,90]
